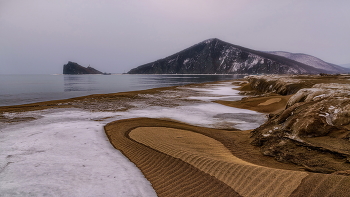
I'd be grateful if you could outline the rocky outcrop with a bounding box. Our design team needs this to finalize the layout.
[128,38,330,75]
[63,61,103,74]
[246,75,306,95]
[249,75,350,173]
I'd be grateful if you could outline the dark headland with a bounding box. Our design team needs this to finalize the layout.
[63,61,103,74]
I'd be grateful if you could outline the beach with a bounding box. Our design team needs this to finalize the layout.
[0,80,260,196]
[1,76,350,196]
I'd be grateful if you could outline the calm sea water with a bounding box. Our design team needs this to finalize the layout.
[0,74,245,106]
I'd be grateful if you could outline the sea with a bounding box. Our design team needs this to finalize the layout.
[0,74,245,106]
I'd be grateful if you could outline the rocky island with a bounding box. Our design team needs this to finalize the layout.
[63,61,103,74]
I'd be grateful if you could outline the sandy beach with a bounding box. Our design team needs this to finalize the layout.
[106,118,350,197]
[1,76,350,196]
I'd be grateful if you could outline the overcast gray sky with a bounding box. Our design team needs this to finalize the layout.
[1,0,349,74]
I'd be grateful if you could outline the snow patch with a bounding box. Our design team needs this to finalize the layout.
[0,109,157,197]
[183,58,190,64]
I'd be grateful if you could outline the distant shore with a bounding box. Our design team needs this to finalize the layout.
[0,74,242,107]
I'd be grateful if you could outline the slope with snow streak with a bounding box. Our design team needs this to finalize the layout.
[267,51,348,73]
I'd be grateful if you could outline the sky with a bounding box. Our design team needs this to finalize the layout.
[1,0,349,74]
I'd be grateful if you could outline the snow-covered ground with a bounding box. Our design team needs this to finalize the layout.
[0,82,265,196]
[0,109,157,197]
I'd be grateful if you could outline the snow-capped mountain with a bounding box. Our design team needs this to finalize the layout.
[340,63,350,68]
[266,51,349,73]
[128,38,332,75]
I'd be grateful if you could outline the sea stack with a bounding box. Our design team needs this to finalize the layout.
[63,61,103,74]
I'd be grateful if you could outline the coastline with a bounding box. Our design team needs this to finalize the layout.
[0,79,262,196]
[2,75,350,196]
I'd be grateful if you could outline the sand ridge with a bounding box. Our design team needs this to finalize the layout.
[104,118,241,197]
[130,127,254,165]
[105,118,350,197]
[130,127,307,197]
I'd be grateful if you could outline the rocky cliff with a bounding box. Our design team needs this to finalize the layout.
[63,61,103,74]
[246,75,350,173]
[128,38,331,75]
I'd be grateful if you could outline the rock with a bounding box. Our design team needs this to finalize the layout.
[249,74,350,173]
[246,75,305,95]
[63,61,103,74]
[332,170,350,176]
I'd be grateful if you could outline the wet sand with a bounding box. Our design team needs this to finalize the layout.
[215,94,292,114]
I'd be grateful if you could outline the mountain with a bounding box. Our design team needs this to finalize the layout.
[266,51,349,73]
[63,61,103,74]
[341,63,350,68]
[128,38,330,75]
